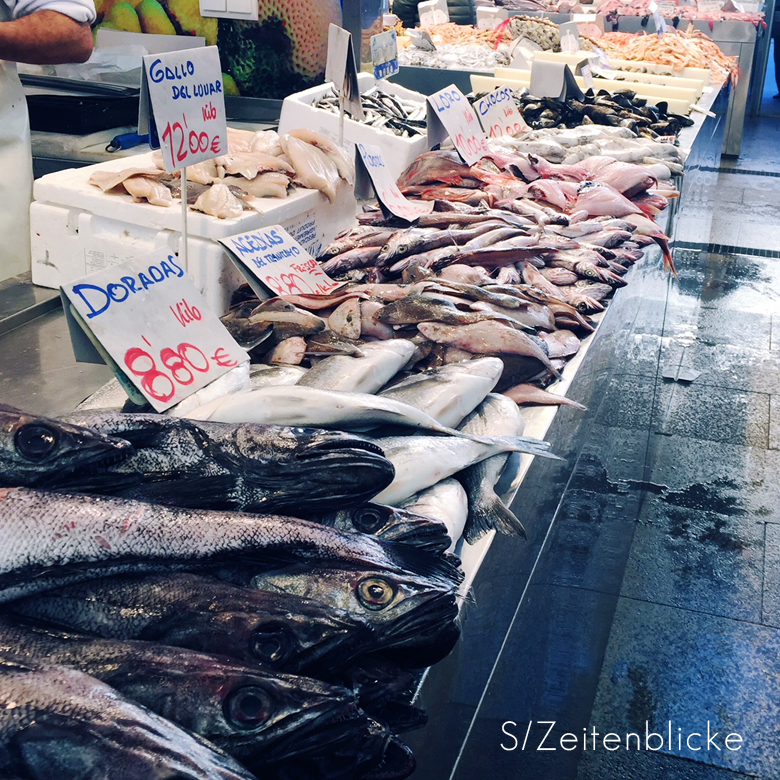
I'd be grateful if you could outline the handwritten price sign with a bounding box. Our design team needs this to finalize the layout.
[426,85,490,166]
[475,87,528,139]
[61,255,247,411]
[140,46,228,173]
[220,226,340,298]
[356,142,434,222]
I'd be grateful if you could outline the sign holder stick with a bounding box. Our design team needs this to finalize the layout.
[180,166,189,271]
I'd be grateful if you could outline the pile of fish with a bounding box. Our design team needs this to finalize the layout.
[0,379,558,778]
[505,15,562,50]
[494,87,696,137]
[88,127,354,217]
[398,42,511,72]
[0,402,505,779]
[489,124,686,171]
[313,87,427,138]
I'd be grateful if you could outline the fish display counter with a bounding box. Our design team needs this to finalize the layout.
[0,30,738,777]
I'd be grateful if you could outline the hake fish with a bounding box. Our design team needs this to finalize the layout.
[0,487,461,602]
[13,572,375,674]
[59,412,395,513]
[297,340,416,394]
[304,503,451,555]
[457,394,528,543]
[372,434,558,506]
[0,617,366,770]
[0,405,131,489]
[0,657,256,780]
[378,357,503,429]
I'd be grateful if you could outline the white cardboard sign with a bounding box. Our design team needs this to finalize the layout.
[419,0,449,25]
[475,87,528,139]
[371,30,400,81]
[476,7,508,29]
[140,46,227,173]
[356,142,435,222]
[326,24,364,120]
[61,255,247,412]
[220,226,340,298]
[427,85,490,166]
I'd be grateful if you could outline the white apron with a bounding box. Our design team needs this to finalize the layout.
[0,2,33,280]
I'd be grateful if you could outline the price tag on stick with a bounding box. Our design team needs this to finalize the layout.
[371,30,400,81]
[139,46,227,173]
[475,87,528,138]
[426,84,490,166]
[61,256,247,412]
[220,226,341,299]
[355,142,435,222]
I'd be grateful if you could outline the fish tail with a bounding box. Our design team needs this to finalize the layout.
[464,489,527,544]
[379,523,452,556]
[657,236,677,278]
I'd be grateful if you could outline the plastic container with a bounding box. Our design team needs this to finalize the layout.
[30,151,357,314]
[278,73,430,183]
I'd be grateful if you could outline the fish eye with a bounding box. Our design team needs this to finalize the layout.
[224,686,273,730]
[356,577,396,610]
[14,424,59,460]
[352,506,386,534]
[250,624,294,667]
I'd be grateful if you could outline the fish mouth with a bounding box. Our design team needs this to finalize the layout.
[298,438,386,459]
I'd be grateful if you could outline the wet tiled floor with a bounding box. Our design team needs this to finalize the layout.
[411,117,780,778]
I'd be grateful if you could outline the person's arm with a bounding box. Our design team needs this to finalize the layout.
[0,10,93,64]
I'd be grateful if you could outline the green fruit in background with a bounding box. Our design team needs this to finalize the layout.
[103,1,142,32]
[222,73,240,96]
[136,0,176,34]
[218,0,343,99]
[161,0,218,44]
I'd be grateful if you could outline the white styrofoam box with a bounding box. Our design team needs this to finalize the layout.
[278,73,429,184]
[31,151,357,314]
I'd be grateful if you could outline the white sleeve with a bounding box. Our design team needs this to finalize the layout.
[4,0,97,23]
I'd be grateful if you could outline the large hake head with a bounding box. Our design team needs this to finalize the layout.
[0,405,132,489]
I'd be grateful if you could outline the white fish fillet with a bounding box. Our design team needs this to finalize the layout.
[88,168,166,192]
[192,183,244,219]
[230,172,290,199]
[121,176,173,207]
[281,135,340,202]
[215,152,294,179]
[287,128,355,185]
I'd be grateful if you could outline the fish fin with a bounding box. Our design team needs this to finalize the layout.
[384,542,464,587]
[464,489,526,544]
[378,523,452,556]
[120,475,245,511]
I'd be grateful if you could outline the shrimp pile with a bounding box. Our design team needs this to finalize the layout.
[594,30,738,82]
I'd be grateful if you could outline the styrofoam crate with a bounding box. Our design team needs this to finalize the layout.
[31,151,357,314]
[278,73,430,184]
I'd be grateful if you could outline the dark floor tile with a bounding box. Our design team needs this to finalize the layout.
[621,499,765,622]
[665,307,771,351]
[593,373,659,432]
[760,523,780,628]
[590,598,780,777]
[577,748,763,780]
[462,583,619,731]
[453,720,582,780]
[652,383,769,448]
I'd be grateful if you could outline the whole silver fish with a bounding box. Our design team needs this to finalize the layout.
[0,617,365,770]
[378,357,503,429]
[0,487,460,602]
[400,478,469,553]
[0,405,131,489]
[0,657,256,780]
[457,394,528,543]
[297,340,415,394]
[249,363,308,388]
[12,572,375,674]
[372,434,557,506]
